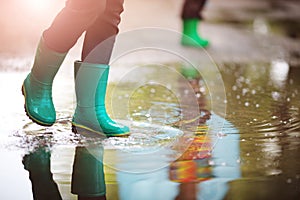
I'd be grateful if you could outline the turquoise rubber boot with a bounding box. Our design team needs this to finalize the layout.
[71,146,106,198]
[22,38,66,126]
[181,19,209,48]
[72,61,129,137]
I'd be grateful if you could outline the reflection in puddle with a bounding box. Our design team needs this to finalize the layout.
[270,59,290,88]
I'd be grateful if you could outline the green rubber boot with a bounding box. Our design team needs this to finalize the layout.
[71,146,106,198]
[72,61,130,137]
[22,38,67,126]
[181,19,209,48]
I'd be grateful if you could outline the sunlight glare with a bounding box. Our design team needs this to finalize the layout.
[29,0,51,11]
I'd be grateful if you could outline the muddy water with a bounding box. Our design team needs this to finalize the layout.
[220,61,300,199]
[0,59,299,200]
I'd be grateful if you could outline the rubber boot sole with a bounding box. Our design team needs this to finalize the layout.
[181,40,209,48]
[21,85,54,127]
[71,123,130,138]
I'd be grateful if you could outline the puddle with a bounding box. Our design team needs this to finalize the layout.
[1,58,299,199]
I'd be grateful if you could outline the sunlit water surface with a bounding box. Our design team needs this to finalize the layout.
[0,60,300,200]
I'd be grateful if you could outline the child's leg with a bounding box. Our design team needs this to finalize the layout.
[22,0,108,126]
[181,0,210,48]
[181,0,207,20]
[43,0,107,53]
[71,0,129,137]
[81,0,124,64]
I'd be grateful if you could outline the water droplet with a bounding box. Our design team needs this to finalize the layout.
[245,102,250,107]
[287,97,290,102]
[251,90,256,95]
[246,153,250,156]
[200,87,206,93]
[253,118,257,121]
[236,95,240,99]
[242,88,249,96]
[272,91,280,101]
[232,85,237,91]
[238,76,245,82]
[286,178,292,184]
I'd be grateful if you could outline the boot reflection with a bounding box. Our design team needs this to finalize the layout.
[22,147,62,200]
[71,146,106,200]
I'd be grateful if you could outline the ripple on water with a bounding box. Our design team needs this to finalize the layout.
[250,106,300,135]
[103,121,184,154]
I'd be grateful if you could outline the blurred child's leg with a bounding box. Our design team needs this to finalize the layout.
[181,0,210,48]
[181,0,207,20]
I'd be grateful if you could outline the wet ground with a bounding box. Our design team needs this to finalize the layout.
[0,0,300,199]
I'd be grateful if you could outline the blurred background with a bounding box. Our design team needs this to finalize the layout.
[0,0,299,68]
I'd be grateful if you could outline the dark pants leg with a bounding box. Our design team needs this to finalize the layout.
[181,0,207,20]
[82,0,124,64]
[43,0,124,64]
